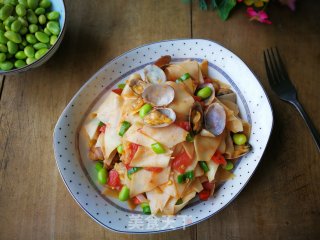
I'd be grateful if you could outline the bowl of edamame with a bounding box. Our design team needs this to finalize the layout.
[0,0,66,74]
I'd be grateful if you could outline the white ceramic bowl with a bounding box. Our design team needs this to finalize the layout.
[53,39,273,234]
[0,0,66,74]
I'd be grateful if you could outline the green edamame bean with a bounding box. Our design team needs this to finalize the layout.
[0,31,8,44]
[0,61,13,70]
[26,33,37,44]
[34,7,45,15]
[26,9,37,24]
[26,56,36,64]
[232,133,247,145]
[7,40,18,54]
[5,31,22,43]
[19,26,27,35]
[0,4,14,21]
[34,47,47,59]
[33,42,46,50]
[18,0,28,7]
[43,27,51,36]
[196,86,213,99]
[14,59,26,68]
[18,16,28,27]
[15,4,26,17]
[0,53,6,62]
[47,11,59,21]
[97,168,107,185]
[4,0,18,5]
[15,50,26,59]
[24,45,34,57]
[28,23,38,33]
[11,20,22,32]
[118,186,130,201]
[39,0,51,9]
[38,14,46,24]
[3,16,15,27]
[35,31,48,43]
[27,0,39,10]
[0,23,5,31]
[0,43,7,52]
[46,21,59,35]
[49,34,57,45]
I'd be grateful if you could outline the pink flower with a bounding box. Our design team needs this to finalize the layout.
[247,7,272,24]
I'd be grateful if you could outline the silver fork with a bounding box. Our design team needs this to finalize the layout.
[264,47,320,151]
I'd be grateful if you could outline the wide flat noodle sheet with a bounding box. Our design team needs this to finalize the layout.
[194,134,223,162]
[146,187,171,214]
[206,160,219,182]
[159,176,178,198]
[162,197,179,215]
[174,191,196,214]
[130,146,172,168]
[84,117,100,140]
[123,123,156,147]
[140,124,188,148]
[120,98,143,124]
[179,60,204,83]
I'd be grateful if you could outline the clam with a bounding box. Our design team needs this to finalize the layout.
[131,97,145,113]
[142,84,175,107]
[217,88,236,103]
[189,102,204,135]
[204,103,226,136]
[144,64,167,84]
[143,108,176,128]
[197,83,216,106]
[225,143,252,159]
[154,55,172,69]
[129,78,147,95]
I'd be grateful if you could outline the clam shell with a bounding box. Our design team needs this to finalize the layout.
[143,108,176,128]
[204,102,226,136]
[129,78,148,95]
[142,84,175,107]
[225,143,252,159]
[189,101,204,135]
[154,55,172,69]
[144,64,167,84]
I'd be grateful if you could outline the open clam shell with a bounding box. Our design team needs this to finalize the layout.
[204,102,226,136]
[225,143,252,159]
[129,78,148,95]
[197,83,216,106]
[144,64,167,84]
[217,88,236,103]
[143,108,176,128]
[142,84,175,107]
[189,102,204,135]
[154,55,172,69]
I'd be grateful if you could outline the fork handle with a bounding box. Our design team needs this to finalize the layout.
[291,100,320,151]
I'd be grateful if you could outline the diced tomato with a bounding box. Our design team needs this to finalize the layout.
[202,181,215,191]
[193,96,202,102]
[128,143,140,161]
[132,196,141,205]
[112,88,123,95]
[107,169,122,188]
[204,77,213,84]
[172,150,193,173]
[211,150,227,166]
[99,125,106,133]
[175,121,190,131]
[145,167,163,173]
[198,189,210,201]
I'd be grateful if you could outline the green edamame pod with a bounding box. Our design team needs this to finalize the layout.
[0,43,7,52]
[34,47,47,59]
[35,31,49,43]
[34,7,45,15]
[26,33,37,44]
[33,42,46,50]
[24,45,34,57]
[15,50,27,59]
[27,0,39,10]
[15,4,26,17]
[7,40,18,54]
[19,26,27,35]
[26,56,36,64]
[0,4,14,21]
[49,34,57,45]
[28,23,38,33]
[38,14,46,24]
[39,0,51,9]
[26,9,37,24]
[4,31,22,43]
[18,16,28,27]
[46,21,59,35]
[11,20,22,32]
[0,53,6,62]
[0,61,13,70]
[14,59,26,68]
[47,11,59,20]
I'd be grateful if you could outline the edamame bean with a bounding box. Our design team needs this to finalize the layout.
[11,19,22,32]
[35,31,48,43]
[0,31,8,44]
[0,53,6,62]
[24,45,34,57]
[34,47,47,59]
[33,42,46,50]
[26,9,37,24]
[5,30,22,43]
[15,4,26,17]
[43,27,51,35]
[18,16,28,26]
[0,43,7,52]
[7,40,18,54]
[0,60,13,70]
[49,34,56,45]
[19,26,27,34]
[34,7,45,15]
[97,168,107,185]
[26,56,35,64]
[0,4,14,21]
[27,0,39,10]
[39,0,51,9]
[26,33,37,44]
[28,23,38,33]
[15,50,26,59]
[14,59,26,68]
[38,14,45,24]
[232,133,247,145]
[47,11,59,20]
[3,16,15,27]
[46,20,59,35]
[118,186,130,201]
[5,0,19,5]
[18,0,28,6]
[196,86,212,99]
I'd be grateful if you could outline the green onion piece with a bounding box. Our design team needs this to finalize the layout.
[142,205,151,215]
[186,133,194,142]
[95,162,103,171]
[151,142,166,154]
[139,103,153,118]
[176,198,183,205]
[98,121,104,127]
[118,83,126,89]
[127,167,142,179]
[118,186,130,201]
[224,161,234,171]
[177,174,185,184]
[117,144,124,154]
[184,170,194,180]
[180,73,191,81]
[118,121,131,137]
[199,161,209,173]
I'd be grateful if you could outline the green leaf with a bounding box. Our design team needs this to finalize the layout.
[215,0,236,21]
